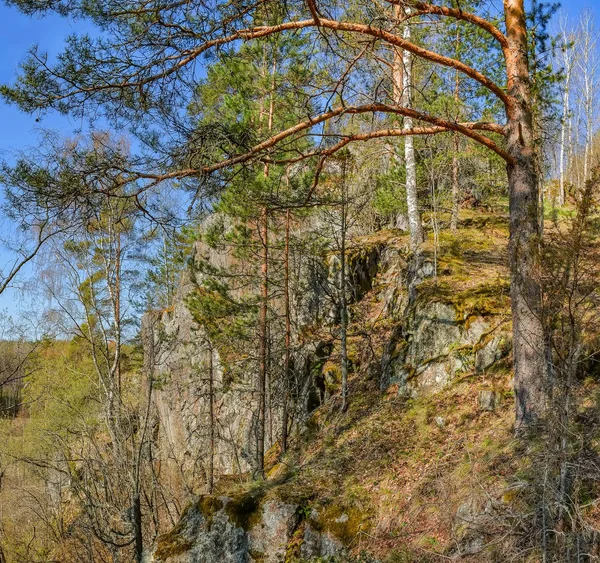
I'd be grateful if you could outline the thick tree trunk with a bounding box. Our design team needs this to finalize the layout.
[505,0,549,427]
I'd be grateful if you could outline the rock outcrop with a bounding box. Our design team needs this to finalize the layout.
[148,224,512,562]
[147,232,391,483]
[377,247,510,395]
[152,494,346,563]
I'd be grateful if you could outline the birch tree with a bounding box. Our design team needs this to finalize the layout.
[574,11,600,184]
[556,19,574,205]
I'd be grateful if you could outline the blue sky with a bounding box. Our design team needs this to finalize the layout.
[0,3,85,320]
[0,0,597,320]
[0,4,85,146]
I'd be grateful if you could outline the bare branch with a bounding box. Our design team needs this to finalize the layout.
[388,0,509,53]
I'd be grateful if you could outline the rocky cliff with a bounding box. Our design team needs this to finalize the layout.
[147,212,516,562]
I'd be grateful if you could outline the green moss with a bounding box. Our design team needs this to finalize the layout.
[285,522,306,562]
[154,497,226,560]
[154,503,197,560]
[323,361,341,393]
[312,505,366,544]
[154,532,195,560]
[416,279,510,322]
[197,495,224,524]
[223,490,263,530]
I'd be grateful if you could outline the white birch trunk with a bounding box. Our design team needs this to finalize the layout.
[400,9,424,248]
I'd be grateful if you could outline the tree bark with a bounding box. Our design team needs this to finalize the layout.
[257,207,268,476]
[451,132,460,231]
[401,9,425,248]
[392,5,424,246]
[451,28,461,232]
[255,50,275,476]
[133,492,143,563]
[281,208,291,453]
[558,29,573,206]
[504,0,549,427]
[207,341,215,493]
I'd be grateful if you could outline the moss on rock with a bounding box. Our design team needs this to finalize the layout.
[223,490,263,531]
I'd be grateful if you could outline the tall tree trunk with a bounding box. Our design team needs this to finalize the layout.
[256,50,276,476]
[134,312,159,563]
[207,341,215,493]
[257,207,268,476]
[132,492,143,563]
[451,133,460,231]
[392,5,423,246]
[505,0,549,427]
[340,165,349,412]
[403,11,424,248]
[451,28,461,232]
[558,29,572,206]
[574,99,583,188]
[115,229,122,402]
[281,208,291,453]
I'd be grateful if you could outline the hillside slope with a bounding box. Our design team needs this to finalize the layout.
[148,209,600,562]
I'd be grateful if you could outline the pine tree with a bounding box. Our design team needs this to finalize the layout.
[2,0,551,425]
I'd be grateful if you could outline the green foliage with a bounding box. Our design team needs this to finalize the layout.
[373,166,407,218]
[1,338,98,459]
[144,228,194,310]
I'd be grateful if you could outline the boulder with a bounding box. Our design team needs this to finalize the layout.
[153,495,348,563]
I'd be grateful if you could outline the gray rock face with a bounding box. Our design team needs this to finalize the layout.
[381,300,507,395]
[295,254,330,328]
[452,497,494,558]
[476,334,510,373]
[376,253,509,395]
[148,234,328,483]
[300,523,345,560]
[379,249,510,395]
[153,497,249,563]
[152,496,345,563]
[248,500,299,562]
[294,241,381,328]
[323,246,382,325]
[150,226,510,486]
[151,289,259,478]
[148,222,389,485]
